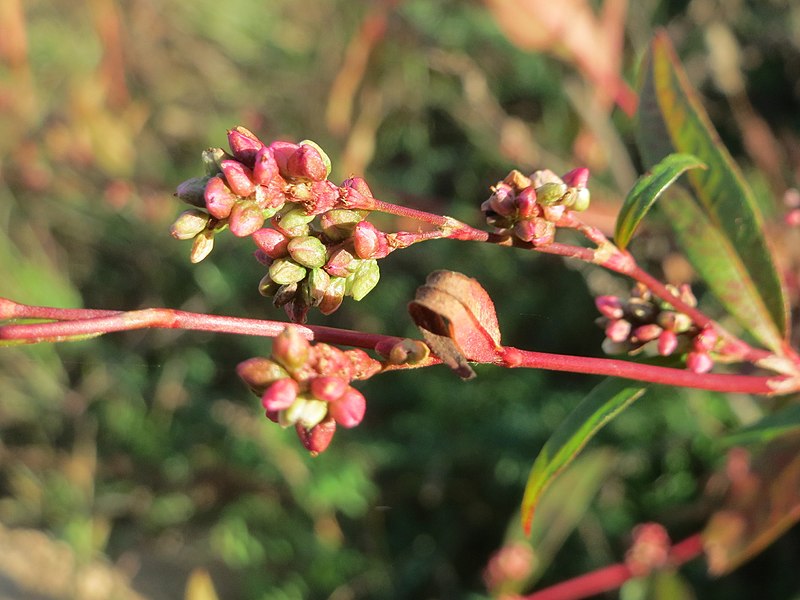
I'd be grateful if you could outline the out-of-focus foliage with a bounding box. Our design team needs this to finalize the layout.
[1,0,800,598]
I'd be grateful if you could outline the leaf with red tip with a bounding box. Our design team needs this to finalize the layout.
[408,271,502,379]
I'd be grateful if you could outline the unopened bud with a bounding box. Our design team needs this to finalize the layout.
[261,378,300,412]
[530,169,563,188]
[353,220,389,259]
[324,248,357,278]
[202,147,230,176]
[175,176,211,207]
[657,310,692,333]
[269,258,307,286]
[271,206,315,238]
[542,204,565,222]
[570,187,591,211]
[227,126,264,166]
[515,186,539,219]
[253,227,289,258]
[269,140,302,177]
[204,176,238,219]
[328,387,366,428]
[272,326,310,372]
[687,351,713,374]
[252,146,279,185]
[488,184,517,217]
[321,209,362,241]
[190,229,214,263]
[349,259,380,301]
[220,159,256,197]
[657,330,679,356]
[596,295,625,319]
[503,169,532,191]
[626,298,657,323]
[301,267,329,306]
[694,327,719,352]
[319,276,346,315]
[170,210,210,240]
[229,199,265,237]
[296,416,336,456]
[515,218,555,245]
[236,357,290,394]
[299,140,332,177]
[287,235,328,269]
[632,324,663,343]
[606,318,632,343]
[284,144,328,182]
[310,376,349,403]
[536,181,568,205]
[678,283,697,307]
[341,176,374,199]
[561,167,590,189]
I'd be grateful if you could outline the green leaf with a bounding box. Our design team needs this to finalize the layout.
[658,191,787,353]
[521,378,647,534]
[723,405,800,446]
[615,153,706,249]
[636,31,789,353]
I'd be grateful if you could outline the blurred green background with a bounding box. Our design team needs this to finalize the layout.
[1,0,800,598]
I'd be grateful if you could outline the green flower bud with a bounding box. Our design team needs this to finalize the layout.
[320,209,363,241]
[272,206,315,238]
[349,259,380,301]
[190,229,214,263]
[258,273,281,297]
[236,357,290,395]
[535,181,568,206]
[287,235,328,269]
[304,268,331,306]
[202,147,230,175]
[570,187,590,211]
[170,209,210,240]
[269,258,307,285]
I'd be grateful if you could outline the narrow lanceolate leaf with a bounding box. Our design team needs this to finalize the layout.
[659,191,787,353]
[722,405,800,447]
[614,153,706,249]
[521,379,646,534]
[636,31,789,353]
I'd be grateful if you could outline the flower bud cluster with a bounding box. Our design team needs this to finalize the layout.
[172,127,388,322]
[595,283,719,373]
[481,167,591,245]
[236,326,381,455]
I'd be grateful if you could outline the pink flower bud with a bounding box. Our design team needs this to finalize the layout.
[353,220,389,259]
[272,326,310,372]
[515,218,555,245]
[236,357,290,394]
[261,378,299,411]
[657,330,678,356]
[488,184,517,217]
[204,176,237,219]
[515,186,539,219]
[220,159,256,197]
[605,318,632,343]
[595,296,624,319]
[328,387,366,428]
[687,351,713,373]
[324,248,357,278]
[339,186,376,210]
[542,204,565,222]
[296,416,336,456]
[227,126,264,166]
[694,327,719,352]
[229,199,265,237]
[341,176,374,199]
[252,227,289,259]
[310,376,349,403]
[632,324,663,343]
[252,146,279,185]
[561,167,590,189]
[269,141,302,178]
[284,144,328,181]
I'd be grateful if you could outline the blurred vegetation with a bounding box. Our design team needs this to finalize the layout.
[1,0,799,598]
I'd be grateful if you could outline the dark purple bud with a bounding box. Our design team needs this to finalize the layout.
[227,126,264,166]
[204,176,238,219]
[175,176,210,207]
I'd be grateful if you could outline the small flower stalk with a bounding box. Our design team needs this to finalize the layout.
[481,167,591,246]
[236,326,381,455]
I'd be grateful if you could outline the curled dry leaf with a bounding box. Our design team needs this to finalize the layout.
[408,270,503,379]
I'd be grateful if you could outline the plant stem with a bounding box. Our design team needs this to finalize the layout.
[522,533,703,600]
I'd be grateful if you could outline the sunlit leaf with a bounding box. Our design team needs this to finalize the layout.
[615,153,706,249]
[636,31,789,353]
[521,378,647,534]
[722,405,800,446]
[703,435,800,575]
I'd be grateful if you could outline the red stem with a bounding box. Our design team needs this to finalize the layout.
[522,533,703,600]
